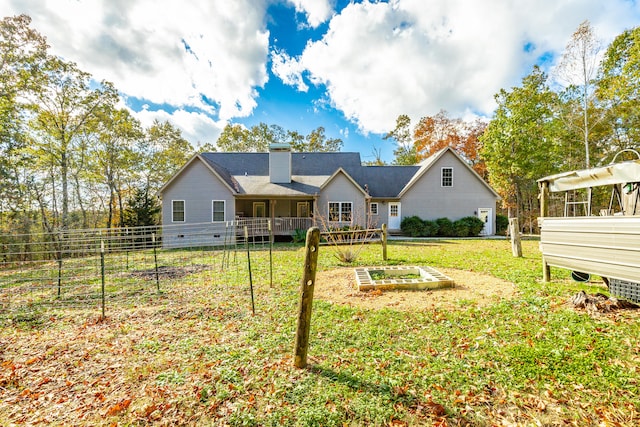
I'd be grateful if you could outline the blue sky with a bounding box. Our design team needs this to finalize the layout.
[2,0,640,162]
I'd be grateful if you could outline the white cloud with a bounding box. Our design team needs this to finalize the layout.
[279,0,640,134]
[271,48,309,91]
[4,0,270,121]
[133,108,226,147]
[286,0,333,28]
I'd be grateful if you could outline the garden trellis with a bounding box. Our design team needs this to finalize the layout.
[0,219,272,322]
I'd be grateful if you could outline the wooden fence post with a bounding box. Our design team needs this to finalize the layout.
[293,227,320,369]
[381,223,388,261]
[509,218,522,257]
[539,182,551,282]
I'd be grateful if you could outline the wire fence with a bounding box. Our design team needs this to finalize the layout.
[0,219,273,323]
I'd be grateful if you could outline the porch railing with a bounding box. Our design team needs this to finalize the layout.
[272,217,314,234]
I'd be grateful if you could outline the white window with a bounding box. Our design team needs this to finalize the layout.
[172,200,185,222]
[441,167,453,187]
[328,201,352,222]
[370,202,379,215]
[212,200,225,222]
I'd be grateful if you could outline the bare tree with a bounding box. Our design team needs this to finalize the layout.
[555,20,602,168]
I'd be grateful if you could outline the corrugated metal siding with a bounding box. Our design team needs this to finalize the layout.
[539,216,640,283]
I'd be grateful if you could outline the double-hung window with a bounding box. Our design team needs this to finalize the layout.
[441,167,453,187]
[369,202,379,215]
[328,201,352,222]
[212,200,225,222]
[172,200,185,222]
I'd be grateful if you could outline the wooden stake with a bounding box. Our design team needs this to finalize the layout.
[509,218,522,257]
[293,227,320,369]
[381,223,388,261]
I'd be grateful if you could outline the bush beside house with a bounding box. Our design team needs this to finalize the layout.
[401,216,486,238]
[496,214,509,235]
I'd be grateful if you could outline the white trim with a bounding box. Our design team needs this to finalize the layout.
[328,201,353,223]
[320,167,367,195]
[398,147,500,199]
[369,202,379,215]
[158,154,237,196]
[172,200,185,222]
[388,202,401,229]
[212,200,226,222]
[477,207,493,235]
[441,167,453,187]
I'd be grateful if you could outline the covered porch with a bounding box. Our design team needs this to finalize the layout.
[235,197,316,236]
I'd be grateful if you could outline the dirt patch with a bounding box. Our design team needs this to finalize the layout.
[314,267,517,311]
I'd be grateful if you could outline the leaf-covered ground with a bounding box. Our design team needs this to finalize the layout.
[1,239,639,426]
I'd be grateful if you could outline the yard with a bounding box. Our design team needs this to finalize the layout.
[1,239,639,426]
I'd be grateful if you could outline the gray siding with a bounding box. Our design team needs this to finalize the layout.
[161,159,235,247]
[318,173,367,228]
[368,201,387,229]
[401,151,497,231]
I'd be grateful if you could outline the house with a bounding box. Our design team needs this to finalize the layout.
[158,145,500,247]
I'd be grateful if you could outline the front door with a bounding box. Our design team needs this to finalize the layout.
[388,202,401,230]
[297,202,309,217]
[477,208,492,235]
[253,202,266,217]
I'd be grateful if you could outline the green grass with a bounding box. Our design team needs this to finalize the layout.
[1,239,639,426]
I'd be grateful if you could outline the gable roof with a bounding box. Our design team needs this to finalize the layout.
[160,147,498,200]
[398,147,500,199]
[158,154,239,195]
[320,167,369,196]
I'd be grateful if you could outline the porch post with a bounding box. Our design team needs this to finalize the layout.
[270,199,277,234]
[312,194,319,228]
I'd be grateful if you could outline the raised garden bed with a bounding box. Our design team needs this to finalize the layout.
[354,266,454,291]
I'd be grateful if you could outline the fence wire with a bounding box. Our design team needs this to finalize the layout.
[0,219,272,322]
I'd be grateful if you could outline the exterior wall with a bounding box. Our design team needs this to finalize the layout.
[269,150,292,183]
[317,173,366,228]
[401,151,497,233]
[369,200,390,229]
[161,159,235,247]
[540,216,640,300]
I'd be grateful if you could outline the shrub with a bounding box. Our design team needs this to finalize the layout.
[435,218,453,236]
[292,228,307,243]
[423,220,439,237]
[401,216,425,237]
[460,216,485,236]
[496,214,509,235]
[452,219,470,237]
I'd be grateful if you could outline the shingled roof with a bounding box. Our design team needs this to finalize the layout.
[161,147,489,199]
[198,151,415,198]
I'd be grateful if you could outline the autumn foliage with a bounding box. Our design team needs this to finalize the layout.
[413,110,488,178]
[385,110,487,179]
